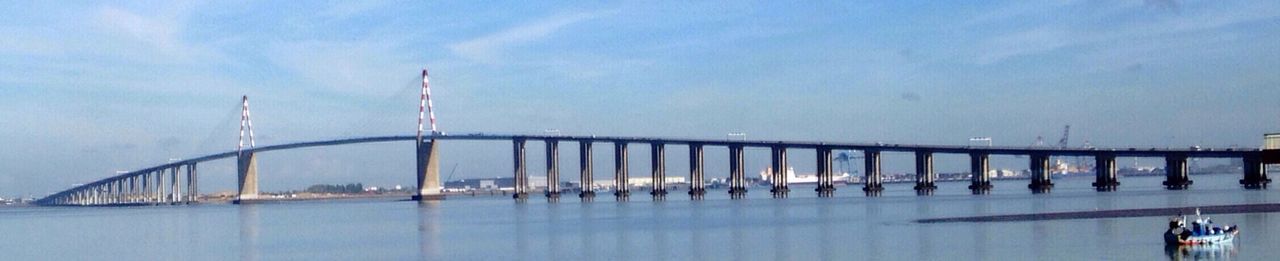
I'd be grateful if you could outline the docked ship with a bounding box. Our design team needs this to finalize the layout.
[758,167,853,185]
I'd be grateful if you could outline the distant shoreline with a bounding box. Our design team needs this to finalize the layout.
[917,203,1280,223]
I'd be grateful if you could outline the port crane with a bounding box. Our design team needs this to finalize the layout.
[1057,125,1070,148]
[835,151,862,175]
[1030,125,1070,147]
[1027,125,1070,159]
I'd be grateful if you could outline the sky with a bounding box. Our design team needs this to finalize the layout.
[2,0,1279,197]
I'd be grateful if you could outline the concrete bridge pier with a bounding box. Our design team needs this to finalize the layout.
[108,181,115,203]
[138,173,145,203]
[104,182,113,205]
[414,140,445,201]
[728,145,747,198]
[119,180,126,204]
[126,179,133,203]
[579,142,596,199]
[157,169,167,203]
[1028,153,1054,193]
[512,139,529,200]
[187,163,199,203]
[969,153,992,194]
[688,144,706,199]
[545,140,561,199]
[122,180,130,203]
[103,185,111,204]
[770,146,789,198]
[121,179,129,203]
[111,182,118,204]
[120,180,128,203]
[650,143,668,200]
[143,172,154,203]
[914,151,937,193]
[234,151,259,204]
[102,184,110,205]
[1092,154,1120,191]
[816,147,835,197]
[101,184,108,205]
[137,172,148,204]
[104,182,112,205]
[613,142,630,200]
[125,176,135,203]
[1240,153,1271,189]
[1163,154,1192,190]
[863,150,884,194]
[138,175,146,203]
[169,166,181,204]
[141,172,149,204]
[107,181,114,204]
[154,168,165,203]
[141,175,149,203]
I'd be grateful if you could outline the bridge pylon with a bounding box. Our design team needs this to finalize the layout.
[234,95,259,204]
[414,68,445,201]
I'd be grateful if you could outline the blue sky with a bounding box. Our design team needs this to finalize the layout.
[2,1,1279,196]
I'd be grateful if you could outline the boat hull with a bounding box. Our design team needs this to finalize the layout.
[1165,230,1238,245]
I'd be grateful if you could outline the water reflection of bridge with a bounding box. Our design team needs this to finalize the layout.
[37,133,1279,206]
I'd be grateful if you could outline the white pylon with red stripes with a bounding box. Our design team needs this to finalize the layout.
[418,68,438,144]
[238,95,256,154]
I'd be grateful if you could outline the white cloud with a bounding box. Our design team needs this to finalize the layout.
[1,4,216,65]
[976,27,1072,65]
[267,41,419,96]
[448,11,609,63]
[94,5,222,65]
[971,1,1280,65]
[0,26,64,56]
[960,0,1093,29]
[317,0,393,19]
[98,7,179,50]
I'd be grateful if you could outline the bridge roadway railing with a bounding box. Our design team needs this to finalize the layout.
[36,133,1273,205]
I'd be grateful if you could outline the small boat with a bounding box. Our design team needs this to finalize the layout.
[1164,209,1239,245]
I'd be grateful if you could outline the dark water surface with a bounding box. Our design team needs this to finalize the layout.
[3,175,1276,260]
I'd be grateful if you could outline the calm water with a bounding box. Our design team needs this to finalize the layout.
[3,174,1277,260]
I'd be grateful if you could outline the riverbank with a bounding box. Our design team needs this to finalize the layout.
[917,203,1280,223]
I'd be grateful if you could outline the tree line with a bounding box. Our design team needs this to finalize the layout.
[304,183,364,194]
